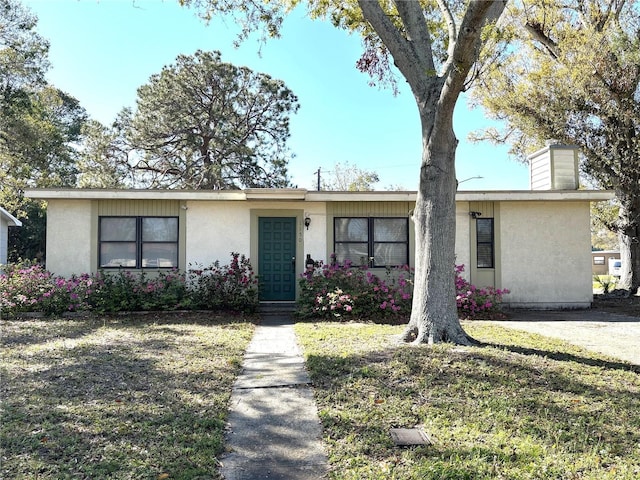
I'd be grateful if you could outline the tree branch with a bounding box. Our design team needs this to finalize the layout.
[436,0,457,74]
[394,0,435,72]
[524,21,559,59]
[357,0,434,87]
[443,0,507,110]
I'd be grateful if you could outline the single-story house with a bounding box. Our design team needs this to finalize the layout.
[0,207,22,267]
[25,144,614,309]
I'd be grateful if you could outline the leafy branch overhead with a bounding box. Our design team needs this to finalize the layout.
[472,0,640,292]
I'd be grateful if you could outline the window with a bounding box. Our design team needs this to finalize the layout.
[99,216,178,269]
[334,217,408,267]
[593,256,605,265]
[476,218,494,268]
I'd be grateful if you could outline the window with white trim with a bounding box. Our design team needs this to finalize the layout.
[334,217,408,267]
[99,216,178,269]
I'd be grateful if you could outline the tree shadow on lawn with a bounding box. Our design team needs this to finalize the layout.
[304,338,640,478]
[0,318,251,480]
[0,317,107,347]
[479,341,640,374]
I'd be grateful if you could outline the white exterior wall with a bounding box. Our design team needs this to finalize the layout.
[46,200,93,277]
[499,201,592,308]
[185,201,252,267]
[185,200,327,270]
[301,204,327,265]
[454,202,471,281]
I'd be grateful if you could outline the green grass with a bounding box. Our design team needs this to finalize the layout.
[0,312,254,480]
[295,321,640,480]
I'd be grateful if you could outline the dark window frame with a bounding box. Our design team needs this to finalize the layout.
[476,217,494,269]
[98,216,179,269]
[334,217,409,267]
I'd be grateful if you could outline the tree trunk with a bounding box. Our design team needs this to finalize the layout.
[402,106,472,345]
[616,193,640,295]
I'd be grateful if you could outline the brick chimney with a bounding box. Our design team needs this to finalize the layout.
[528,141,580,190]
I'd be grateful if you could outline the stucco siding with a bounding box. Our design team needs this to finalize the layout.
[499,201,592,308]
[186,202,252,267]
[300,203,327,265]
[46,200,93,277]
[185,201,327,272]
[454,202,471,281]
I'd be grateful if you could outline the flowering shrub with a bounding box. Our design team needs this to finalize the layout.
[297,257,508,322]
[297,255,413,323]
[0,253,257,317]
[186,252,258,313]
[89,269,190,313]
[455,264,510,319]
[0,263,94,315]
[315,288,354,317]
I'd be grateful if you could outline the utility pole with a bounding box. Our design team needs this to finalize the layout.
[315,167,321,191]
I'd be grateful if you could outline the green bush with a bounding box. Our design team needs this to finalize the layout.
[296,258,509,322]
[296,256,413,323]
[186,252,258,313]
[88,269,190,313]
[0,253,257,317]
[0,262,93,316]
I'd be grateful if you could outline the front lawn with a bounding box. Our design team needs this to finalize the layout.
[0,313,254,480]
[295,322,640,480]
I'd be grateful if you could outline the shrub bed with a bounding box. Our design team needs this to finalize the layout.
[296,257,509,323]
[0,253,258,317]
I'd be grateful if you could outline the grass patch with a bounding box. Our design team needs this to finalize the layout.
[0,312,254,480]
[295,321,640,479]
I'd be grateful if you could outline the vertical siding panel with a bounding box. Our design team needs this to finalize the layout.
[97,200,180,216]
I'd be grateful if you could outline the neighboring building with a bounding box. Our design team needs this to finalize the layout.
[25,144,614,309]
[0,207,22,267]
[592,250,621,276]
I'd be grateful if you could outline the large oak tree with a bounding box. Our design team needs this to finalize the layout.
[126,50,299,189]
[181,0,507,344]
[473,0,640,294]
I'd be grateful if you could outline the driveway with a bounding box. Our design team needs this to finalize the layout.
[479,309,640,366]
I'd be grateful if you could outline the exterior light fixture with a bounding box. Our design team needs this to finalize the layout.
[469,211,482,219]
[304,217,311,230]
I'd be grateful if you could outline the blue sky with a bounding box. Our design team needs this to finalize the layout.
[23,0,530,191]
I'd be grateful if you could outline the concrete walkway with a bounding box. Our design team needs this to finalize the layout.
[220,314,329,480]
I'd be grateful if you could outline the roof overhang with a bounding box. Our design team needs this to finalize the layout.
[24,188,615,203]
[0,207,22,227]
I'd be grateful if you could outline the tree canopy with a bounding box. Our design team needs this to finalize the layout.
[125,50,299,189]
[472,0,640,292]
[181,0,508,344]
[1,0,87,261]
[320,162,380,191]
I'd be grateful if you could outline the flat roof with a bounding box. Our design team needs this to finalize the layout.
[24,188,615,202]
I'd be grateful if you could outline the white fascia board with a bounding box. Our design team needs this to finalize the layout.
[24,188,616,203]
[455,190,616,202]
[244,188,308,200]
[305,191,418,202]
[24,189,247,201]
[0,207,22,226]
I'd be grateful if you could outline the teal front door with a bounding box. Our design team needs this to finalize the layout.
[258,217,297,301]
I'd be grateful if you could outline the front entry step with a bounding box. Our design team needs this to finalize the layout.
[259,301,297,315]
